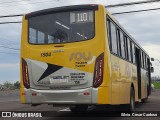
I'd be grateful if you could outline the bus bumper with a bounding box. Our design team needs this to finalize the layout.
[20,87,98,104]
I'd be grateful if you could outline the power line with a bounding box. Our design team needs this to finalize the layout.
[0,10,22,27]
[112,7,160,15]
[0,1,160,22]
[0,0,157,17]
[0,52,19,54]
[1,7,160,21]
[0,14,23,18]
[0,45,20,50]
[0,0,59,7]
[0,0,30,5]
[0,14,22,24]
[1,38,16,44]
[106,0,160,8]
[0,0,157,19]
[0,21,21,24]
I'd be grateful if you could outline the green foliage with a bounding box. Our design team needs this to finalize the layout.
[2,81,20,89]
[153,82,160,89]
[14,81,20,89]
[3,81,12,88]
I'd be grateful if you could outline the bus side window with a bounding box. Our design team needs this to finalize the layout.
[141,51,144,68]
[107,19,112,50]
[124,36,128,59]
[29,28,37,43]
[37,31,45,44]
[119,31,125,58]
[143,53,145,69]
[127,38,131,62]
[146,56,148,70]
[132,42,135,63]
[130,41,133,63]
[144,54,146,69]
[117,29,121,56]
[110,22,118,54]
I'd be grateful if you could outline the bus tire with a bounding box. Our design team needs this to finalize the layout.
[126,87,135,111]
[69,105,88,112]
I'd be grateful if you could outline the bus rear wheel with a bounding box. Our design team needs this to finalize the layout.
[69,105,88,112]
[126,87,135,111]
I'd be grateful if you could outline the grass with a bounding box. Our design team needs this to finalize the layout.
[152,82,160,89]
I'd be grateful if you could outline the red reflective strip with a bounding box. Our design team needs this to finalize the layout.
[83,92,90,95]
[22,59,30,89]
[93,53,104,88]
[32,93,37,96]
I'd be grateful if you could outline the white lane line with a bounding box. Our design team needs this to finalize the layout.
[59,108,70,112]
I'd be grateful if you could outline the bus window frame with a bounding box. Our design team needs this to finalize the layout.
[109,21,118,55]
[130,40,133,63]
[132,43,136,64]
[27,10,96,45]
[141,51,144,68]
[119,30,126,59]
[106,15,148,66]
[116,29,121,56]
[107,19,112,51]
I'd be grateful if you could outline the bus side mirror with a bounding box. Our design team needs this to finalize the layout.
[151,58,154,61]
[151,67,154,73]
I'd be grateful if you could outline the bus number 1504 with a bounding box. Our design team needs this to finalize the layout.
[41,52,51,57]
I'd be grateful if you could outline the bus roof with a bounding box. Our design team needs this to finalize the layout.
[25,4,98,19]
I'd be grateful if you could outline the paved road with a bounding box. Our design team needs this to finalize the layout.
[0,89,19,102]
[0,89,160,120]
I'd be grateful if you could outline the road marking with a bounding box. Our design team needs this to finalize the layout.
[59,108,70,112]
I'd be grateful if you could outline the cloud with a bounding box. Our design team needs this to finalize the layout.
[142,44,160,59]
[0,63,19,69]
[0,63,20,84]
[142,44,160,76]
[1,0,160,84]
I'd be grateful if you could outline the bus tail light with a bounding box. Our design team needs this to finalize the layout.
[22,59,30,89]
[93,53,104,88]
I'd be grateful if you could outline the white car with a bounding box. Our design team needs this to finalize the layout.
[151,83,155,92]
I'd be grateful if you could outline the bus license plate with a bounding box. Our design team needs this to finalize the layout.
[50,76,69,84]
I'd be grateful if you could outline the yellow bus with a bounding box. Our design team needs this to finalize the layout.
[20,4,152,111]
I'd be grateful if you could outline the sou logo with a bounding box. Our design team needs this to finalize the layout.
[69,52,92,61]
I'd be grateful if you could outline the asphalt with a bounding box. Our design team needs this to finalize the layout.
[0,89,160,120]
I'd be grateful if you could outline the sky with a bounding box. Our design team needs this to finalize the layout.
[0,0,160,84]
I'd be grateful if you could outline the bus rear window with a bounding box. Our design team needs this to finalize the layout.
[28,11,95,44]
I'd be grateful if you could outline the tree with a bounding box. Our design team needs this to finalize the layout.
[14,81,20,89]
[3,81,12,88]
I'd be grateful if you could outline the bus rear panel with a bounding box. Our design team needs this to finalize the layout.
[20,5,110,105]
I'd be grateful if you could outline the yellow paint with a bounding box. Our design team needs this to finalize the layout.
[20,88,25,103]
[20,5,149,105]
[98,87,111,104]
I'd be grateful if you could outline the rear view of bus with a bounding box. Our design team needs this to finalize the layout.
[20,5,109,111]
